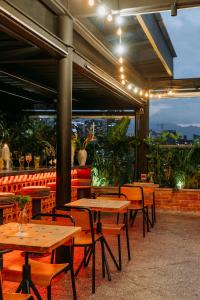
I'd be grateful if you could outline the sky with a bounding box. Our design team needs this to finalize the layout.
[150,7,200,128]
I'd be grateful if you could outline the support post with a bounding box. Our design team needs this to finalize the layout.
[135,100,149,179]
[56,15,73,206]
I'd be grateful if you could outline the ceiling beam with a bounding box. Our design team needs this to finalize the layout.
[136,14,174,77]
[68,0,200,18]
[148,78,200,89]
[0,0,68,58]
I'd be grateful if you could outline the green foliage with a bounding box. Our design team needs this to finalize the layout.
[144,133,200,189]
[92,117,138,186]
[12,195,30,210]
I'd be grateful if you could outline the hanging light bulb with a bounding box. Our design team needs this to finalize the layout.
[139,90,143,96]
[120,74,125,79]
[115,15,123,26]
[107,11,113,22]
[116,43,126,55]
[119,57,123,64]
[145,92,149,98]
[133,87,138,94]
[88,0,95,7]
[149,93,153,99]
[127,83,132,90]
[97,4,107,17]
[119,66,124,73]
[117,27,122,36]
[168,90,173,95]
[121,79,126,85]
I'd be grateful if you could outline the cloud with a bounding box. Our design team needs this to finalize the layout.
[178,123,200,128]
[162,8,200,78]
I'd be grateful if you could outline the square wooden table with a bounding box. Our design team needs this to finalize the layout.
[0,222,81,299]
[67,198,130,213]
[65,198,130,272]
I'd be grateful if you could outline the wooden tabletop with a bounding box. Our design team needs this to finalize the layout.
[65,198,130,213]
[0,222,81,253]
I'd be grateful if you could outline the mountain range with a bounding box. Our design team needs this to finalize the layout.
[150,123,200,139]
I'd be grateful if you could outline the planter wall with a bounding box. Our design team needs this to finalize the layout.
[155,188,200,212]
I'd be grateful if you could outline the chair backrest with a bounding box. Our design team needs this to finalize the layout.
[54,206,95,242]
[31,212,75,226]
[96,192,128,201]
[120,185,144,202]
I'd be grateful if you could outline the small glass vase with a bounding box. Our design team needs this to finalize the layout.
[17,207,27,236]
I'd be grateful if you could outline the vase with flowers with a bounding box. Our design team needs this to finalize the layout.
[77,129,93,167]
[12,195,30,236]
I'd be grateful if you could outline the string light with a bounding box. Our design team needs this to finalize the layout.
[120,74,125,79]
[145,92,149,98]
[127,83,132,90]
[121,79,126,85]
[120,66,124,72]
[115,15,123,25]
[117,27,122,36]
[107,11,113,22]
[168,90,173,95]
[133,87,138,94]
[88,0,95,7]
[97,4,107,17]
[119,57,123,64]
[116,43,126,55]
[139,90,143,96]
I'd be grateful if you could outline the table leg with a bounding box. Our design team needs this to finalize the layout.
[17,252,42,300]
[96,211,121,271]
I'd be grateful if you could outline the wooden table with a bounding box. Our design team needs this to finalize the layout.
[65,198,130,271]
[66,198,130,213]
[0,222,81,299]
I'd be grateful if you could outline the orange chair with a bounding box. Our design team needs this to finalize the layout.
[120,185,149,237]
[55,206,111,294]
[95,193,131,270]
[2,213,77,300]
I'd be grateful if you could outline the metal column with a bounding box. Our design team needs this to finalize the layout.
[56,15,73,206]
[135,100,149,179]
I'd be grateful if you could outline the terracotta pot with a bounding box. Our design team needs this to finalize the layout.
[78,149,87,167]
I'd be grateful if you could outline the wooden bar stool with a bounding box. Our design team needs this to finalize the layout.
[21,186,50,217]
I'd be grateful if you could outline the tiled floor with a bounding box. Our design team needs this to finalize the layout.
[3,211,200,299]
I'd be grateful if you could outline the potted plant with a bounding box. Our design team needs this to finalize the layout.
[12,195,30,234]
[76,129,93,167]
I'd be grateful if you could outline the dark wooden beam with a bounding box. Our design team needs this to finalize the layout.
[136,14,174,77]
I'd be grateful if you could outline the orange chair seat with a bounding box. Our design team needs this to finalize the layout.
[3,293,33,300]
[74,232,102,246]
[100,223,125,235]
[3,251,68,287]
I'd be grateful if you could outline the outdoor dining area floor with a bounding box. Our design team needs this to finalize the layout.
[3,211,200,300]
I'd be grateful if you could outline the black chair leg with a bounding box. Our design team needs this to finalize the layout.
[125,219,131,261]
[47,285,51,300]
[100,239,105,278]
[70,264,77,300]
[92,245,96,294]
[142,209,146,238]
[117,235,122,271]
[116,213,120,224]
[130,210,138,226]
[146,207,150,232]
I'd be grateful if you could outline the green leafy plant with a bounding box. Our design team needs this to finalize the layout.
[12,195,30,210]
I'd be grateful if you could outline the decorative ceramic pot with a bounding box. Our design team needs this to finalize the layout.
[78,149,87,167]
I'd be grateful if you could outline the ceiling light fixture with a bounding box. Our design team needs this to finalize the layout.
[115,14,123,26]
[121,79,126,85]
[139,90,143,96]
[119,66,124,72]
[127,83,132,90]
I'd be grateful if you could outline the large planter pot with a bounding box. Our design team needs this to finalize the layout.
[78,149,87,167]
